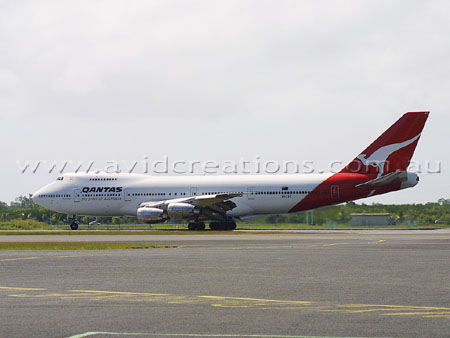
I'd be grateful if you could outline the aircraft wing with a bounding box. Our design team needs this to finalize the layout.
[138,193,243,219]
[190,193,242,206]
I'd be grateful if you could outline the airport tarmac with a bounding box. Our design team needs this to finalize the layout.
[0,229,449,338]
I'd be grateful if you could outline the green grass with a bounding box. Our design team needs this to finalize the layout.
[239,223,448,229]
[0,219,58,230]
[0,219,446,234]
[0,242,172,250]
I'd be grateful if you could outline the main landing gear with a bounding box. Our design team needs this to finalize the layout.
[188,221,206,231]
[187,219,237,231]
[209,220,237,231]
[68,215,78,230]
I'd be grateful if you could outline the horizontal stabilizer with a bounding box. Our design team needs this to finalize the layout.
[355,171,406,189]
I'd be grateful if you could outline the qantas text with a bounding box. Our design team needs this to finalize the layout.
[82,187,123,193]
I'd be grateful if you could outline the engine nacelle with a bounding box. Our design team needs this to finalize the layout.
[167,203,200,220]
[137,207,167,224]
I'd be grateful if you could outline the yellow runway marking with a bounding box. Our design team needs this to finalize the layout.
[2,286,449,320]
[0,286,47,291]
[323,243,349,247]
[323,303,450,318]
[322,309,402,313]
[0,253,112,262]
[71,290,170,296]
[336,304,450,311]
[10,293,78,299]
[382,312,450,316]
[0,256,41,262]
[198,295,312,305]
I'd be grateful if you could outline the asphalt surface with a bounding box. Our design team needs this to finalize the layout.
[0,229,449,338]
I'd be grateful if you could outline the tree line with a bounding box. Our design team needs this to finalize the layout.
[1,195,449,225]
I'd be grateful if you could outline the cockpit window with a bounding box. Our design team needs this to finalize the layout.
[56,177,64,181]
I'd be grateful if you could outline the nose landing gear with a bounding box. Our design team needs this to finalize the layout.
[68,215,78,230]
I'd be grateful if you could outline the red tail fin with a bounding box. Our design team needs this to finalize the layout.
[341,112,429,177]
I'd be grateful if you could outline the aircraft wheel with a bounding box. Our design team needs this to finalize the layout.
[209,222,220,230]
[210,221,235,231]
[188,222,205,231]
[70,222,79,230]
[226,220,237,230]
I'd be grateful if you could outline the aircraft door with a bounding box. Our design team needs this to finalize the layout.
[331,185,340,200]
[190,187,198,196]
[73,189,81,202]
[124,188,132,201]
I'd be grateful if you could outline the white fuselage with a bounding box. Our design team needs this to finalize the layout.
[33,173,333,218]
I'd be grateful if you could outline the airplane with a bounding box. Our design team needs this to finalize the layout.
[32,111,429,230]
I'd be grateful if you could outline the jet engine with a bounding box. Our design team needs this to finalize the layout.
[137,206,167,224]
[167,203,200,220]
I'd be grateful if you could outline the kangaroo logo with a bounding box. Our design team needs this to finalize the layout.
[357,133,421,178]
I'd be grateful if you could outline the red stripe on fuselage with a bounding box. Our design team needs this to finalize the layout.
[288,173,401,213]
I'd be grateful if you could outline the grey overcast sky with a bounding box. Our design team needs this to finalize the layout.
[0,0,448,204]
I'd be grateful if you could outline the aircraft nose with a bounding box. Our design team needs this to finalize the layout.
[32,188,45,207]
